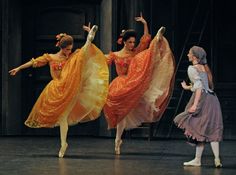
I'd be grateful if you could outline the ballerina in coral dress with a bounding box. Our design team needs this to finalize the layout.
[104,13,176,155]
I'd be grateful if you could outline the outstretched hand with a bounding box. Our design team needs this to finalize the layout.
[83,22,91,33]
[9,67,20,76]
[135,12,147,24]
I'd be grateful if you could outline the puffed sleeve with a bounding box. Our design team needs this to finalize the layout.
[188,66,203,92]
[135,34,151,53]
[30,53,51,68]
[106,52,114,65]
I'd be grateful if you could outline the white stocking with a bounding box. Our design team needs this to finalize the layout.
[210,142,220,159]
[195,143,205,161]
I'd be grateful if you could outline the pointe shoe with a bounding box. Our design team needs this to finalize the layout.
[87,25,98,42]
[155,26,166,41]
[214,158,222,168]
[58,143,68,158]
[115,139,122,155]
[183,158,201,167]
[158,26,166,35]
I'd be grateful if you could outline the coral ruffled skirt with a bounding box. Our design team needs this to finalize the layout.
[104,36,175,129]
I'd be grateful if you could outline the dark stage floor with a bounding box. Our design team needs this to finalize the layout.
[0,136,235,175]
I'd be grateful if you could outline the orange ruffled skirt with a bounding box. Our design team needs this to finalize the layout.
[104,35,175,129]
[25,44,109,128]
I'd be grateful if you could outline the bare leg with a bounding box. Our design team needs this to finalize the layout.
[58,116,69,158]
[115,119,126,155]
[210,142,222,167]
[184,143,204,166]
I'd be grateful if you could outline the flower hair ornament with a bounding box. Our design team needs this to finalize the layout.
[117,30,126,45]
[55,33,67,47]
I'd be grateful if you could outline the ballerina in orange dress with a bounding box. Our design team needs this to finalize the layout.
[104,14,176,155]
[9,25,109,158]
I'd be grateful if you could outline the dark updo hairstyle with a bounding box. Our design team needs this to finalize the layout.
[122,29,137,42]
[55,33,73,49]
[117,29,137,45]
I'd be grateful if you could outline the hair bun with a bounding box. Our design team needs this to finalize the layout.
[56,33,67,41]
[55,33,73,48]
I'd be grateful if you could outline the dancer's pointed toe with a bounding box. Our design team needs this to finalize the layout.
[58,143,68,158]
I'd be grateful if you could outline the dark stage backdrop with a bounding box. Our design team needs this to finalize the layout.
[1,0,236,139]
[21,0,101,136]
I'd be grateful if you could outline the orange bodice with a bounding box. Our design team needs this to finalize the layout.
[25,45,109,128]
[107,34,151,76]
[31,53,68,80]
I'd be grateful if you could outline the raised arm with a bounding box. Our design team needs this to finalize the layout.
[83,22,91,33]
[135,12,149,36]
[134,12,151,53]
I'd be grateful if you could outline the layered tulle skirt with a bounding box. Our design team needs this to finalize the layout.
[104,34,175,129]
[25,43,109,128]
